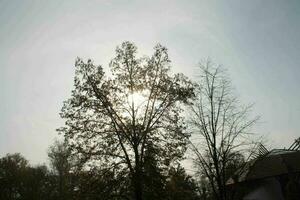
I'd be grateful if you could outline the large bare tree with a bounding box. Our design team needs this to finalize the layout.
[189,61,259,200]
[59,42,194,200]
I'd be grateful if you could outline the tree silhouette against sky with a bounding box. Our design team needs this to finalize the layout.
[59,42,194,200]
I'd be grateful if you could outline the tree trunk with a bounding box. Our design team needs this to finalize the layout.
[133,142,143,200]
[133,170,143,200]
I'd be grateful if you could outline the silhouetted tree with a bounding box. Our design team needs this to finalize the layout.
[0,153,29,199]
[21,165,50,200]
[0,153,53,200]
[48,140,73,200]
[166,165,200,200]
[58,41,195,200]
[72,166,130,200]
[189,61,258,200]
[142,143,167,200]
[195,152,246,200]
[197,175,212,200]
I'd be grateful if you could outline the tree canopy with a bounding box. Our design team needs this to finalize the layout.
[59,41,195,199]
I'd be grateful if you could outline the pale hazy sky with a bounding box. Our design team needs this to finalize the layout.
[0,0,299,165]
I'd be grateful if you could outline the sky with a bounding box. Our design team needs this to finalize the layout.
[0,0,299,165]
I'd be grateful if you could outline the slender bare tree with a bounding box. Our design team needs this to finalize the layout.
[189,60,259,200]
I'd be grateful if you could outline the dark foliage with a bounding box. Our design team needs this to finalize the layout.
[0,153,55,200]
[0,152,201,200]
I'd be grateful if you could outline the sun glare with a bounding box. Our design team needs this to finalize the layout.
[128,92,146,108]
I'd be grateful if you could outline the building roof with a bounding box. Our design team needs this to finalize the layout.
[227,149,300,185]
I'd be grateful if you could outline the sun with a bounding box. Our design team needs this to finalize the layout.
[128,92,146,108]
